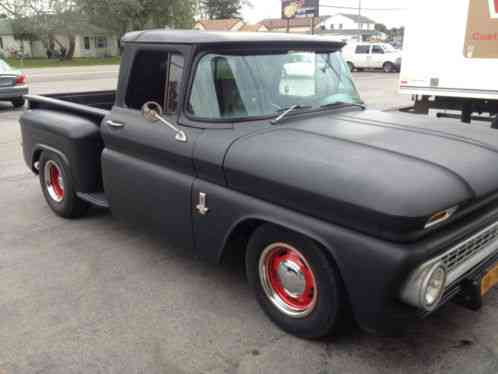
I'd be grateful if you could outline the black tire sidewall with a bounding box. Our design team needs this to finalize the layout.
[246,224,346,339]
[12,98,25,108]
[383,62,394,73]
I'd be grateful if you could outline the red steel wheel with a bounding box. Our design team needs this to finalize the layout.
[259,242,318,318]
[44,160,65,202]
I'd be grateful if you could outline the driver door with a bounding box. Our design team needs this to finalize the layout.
[370,45,385,69]
[101,47,201,250]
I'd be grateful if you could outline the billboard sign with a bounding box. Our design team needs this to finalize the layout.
[464,0,498,58]
[281,0,319,19]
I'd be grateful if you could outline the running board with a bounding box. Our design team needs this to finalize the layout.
[76,192,110,208]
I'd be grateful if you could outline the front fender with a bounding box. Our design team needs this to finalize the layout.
[191,179,417,334]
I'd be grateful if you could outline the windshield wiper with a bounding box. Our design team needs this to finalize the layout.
[320,101,366,110]
[271,104,312,125]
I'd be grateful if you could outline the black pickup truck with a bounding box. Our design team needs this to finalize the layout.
[20,31,498,339]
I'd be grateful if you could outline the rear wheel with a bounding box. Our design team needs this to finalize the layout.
[246,224,351,339]
[11,98,25,108]
[39,151,90,218]
[491,116,498,129]
[383,62,395,73]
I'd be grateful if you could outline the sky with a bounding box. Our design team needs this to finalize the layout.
[242,0,409,28]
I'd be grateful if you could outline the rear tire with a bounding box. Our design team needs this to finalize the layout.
[39,151,90,218]
[491,117,498,130]
[383,62,395,73]
[246,224,351,339]
[11,98,25,108]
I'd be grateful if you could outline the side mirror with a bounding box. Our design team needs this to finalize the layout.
[142,101,163,122]
[141,101,187,143]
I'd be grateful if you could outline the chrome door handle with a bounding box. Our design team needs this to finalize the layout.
[106,120,125,128]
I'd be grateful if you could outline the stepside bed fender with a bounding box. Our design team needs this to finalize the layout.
[20,109,104,193]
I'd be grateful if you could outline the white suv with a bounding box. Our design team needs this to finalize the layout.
[342,43,402,73]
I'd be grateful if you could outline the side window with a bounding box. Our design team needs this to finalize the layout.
[355,45,370,54]
[372,45,384,54]
[165,54,184,113]
[125,50,184,112]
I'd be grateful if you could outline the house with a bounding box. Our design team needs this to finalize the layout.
[0,18,32,57]
[0,18,119,58]
[240,24,269,32]
[316,13,385,42]
[193,19,267,32]
[259,16,330,34]
[319,13,376,32]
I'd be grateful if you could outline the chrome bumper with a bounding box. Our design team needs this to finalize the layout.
[0,85,28,99]
[401,221,498,310]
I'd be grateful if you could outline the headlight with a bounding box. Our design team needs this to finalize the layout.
[400,262,447,311]
[421,265,447,309]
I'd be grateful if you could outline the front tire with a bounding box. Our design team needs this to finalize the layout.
[39,151,90,218]
[246,224,351,339]
[383,62,395,73]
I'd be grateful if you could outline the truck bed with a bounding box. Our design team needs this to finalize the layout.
[25,90,115,123]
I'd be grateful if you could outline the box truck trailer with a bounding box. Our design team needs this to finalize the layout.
[399,0,498,127]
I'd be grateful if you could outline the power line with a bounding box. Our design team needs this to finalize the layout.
[320,4,407,11]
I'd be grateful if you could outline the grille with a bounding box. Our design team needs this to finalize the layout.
[441,222,498,273]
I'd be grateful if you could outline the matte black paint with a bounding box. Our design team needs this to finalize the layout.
[18,30,498,334]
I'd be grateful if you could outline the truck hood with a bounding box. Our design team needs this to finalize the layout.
[223,110,498,240]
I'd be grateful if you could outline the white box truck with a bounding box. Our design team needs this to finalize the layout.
[399,0,498,127]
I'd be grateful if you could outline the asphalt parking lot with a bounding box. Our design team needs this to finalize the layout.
[0,67,497,374]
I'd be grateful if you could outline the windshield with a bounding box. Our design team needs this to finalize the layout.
[187,51,362,120]
[0,59,12,73]
[382,44,397,53]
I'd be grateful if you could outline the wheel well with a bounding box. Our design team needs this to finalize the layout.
[32,149,43,174]
[220,219,264,265]
[220,219,344,277]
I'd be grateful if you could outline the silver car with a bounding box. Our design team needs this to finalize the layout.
[0,59,28,108]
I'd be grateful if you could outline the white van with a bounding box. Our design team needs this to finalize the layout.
[342,43,402,73]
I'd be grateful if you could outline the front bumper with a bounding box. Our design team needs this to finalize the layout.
[349,205,498,335]
[0,85,28,100]
[401,221,498,311]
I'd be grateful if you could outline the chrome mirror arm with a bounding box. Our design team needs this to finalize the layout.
[152,113,188,143]
[142,101,187,143]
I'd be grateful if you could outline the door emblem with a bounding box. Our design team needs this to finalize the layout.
[196,192,209,215]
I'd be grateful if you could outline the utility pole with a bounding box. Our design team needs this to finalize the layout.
[358,0,362,42]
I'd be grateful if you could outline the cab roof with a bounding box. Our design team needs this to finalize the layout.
[121,29,344,49]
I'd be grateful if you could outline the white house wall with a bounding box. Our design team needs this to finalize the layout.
[321,15,375,31]
[0,35,33,57]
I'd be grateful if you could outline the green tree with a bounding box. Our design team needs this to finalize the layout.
[374,23,388,33]
[79,0,196,38]
[201,0,242,19]
[0,0,85,59]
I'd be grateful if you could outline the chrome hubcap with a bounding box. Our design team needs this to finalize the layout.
[44,160,64,202]
[259,243,317,318]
